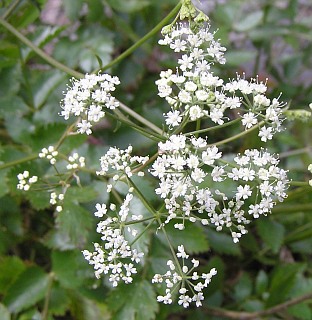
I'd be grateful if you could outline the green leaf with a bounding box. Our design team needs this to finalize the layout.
[56,202,92,246]
[267,263,304,307]
[0,42,19,68]
[0,96,28,118]
[49,283,70,316]
[28,123,67,152]
[159,221,209,254]
[63,0,84,20]
[257,218,285,253]
[288,303,312,320]
[43,229,77,251]
[0,169,9,197]
[234,11,264,32]
[224,50,256,67]
[33,71,65,109]
[0,256,26,294]
[106,0,150,13]
[107,280,158,320]
[206,229,241,256]
[52,250,88,289]
[233,273,253,302]
[202,257,225,297]
[26,189,51,210]
[65,186,98,204]
[0,304,10,320]
[255,270,268,296]
[69,293,111,320]
[3,266,49,313]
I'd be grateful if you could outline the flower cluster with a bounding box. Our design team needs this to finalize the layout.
[82,192,144,286]
[60,73,120,135]
[66,152,85,170]
[50,191,64,212]
[156,23,285,141]
[17,171,38,191]
[152,245,217,307]
[39,146,58,165]
[96,145,149,190]
[150,134,289,242]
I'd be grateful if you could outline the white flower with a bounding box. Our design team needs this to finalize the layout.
[95,203,107,217]
[178,90,192,103]
[195,90,209,101]
[165,110,182,127]
[236,185,252,200]
[242,112,258,129]
[77,120,92,135]
[259,126,273,142]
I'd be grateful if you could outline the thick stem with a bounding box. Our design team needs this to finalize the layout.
[99,2,182,72]
[208,121,265,147]
[0,17,83,78]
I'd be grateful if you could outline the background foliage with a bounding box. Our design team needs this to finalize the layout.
[0,0,312,319]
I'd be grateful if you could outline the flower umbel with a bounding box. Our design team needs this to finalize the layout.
[152,245,217,307]
[151,135,289,242]
[60,73,120,135]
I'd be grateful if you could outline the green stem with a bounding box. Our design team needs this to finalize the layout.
[127,177,157,216]
[129,218,156,246]
[185,118,240,136]
[0,154,38,170]
[108,110,164,141]
[125,216,155,226]
[272,203,312,214]
[208,120,265,147]
[1,0,22,19]
[0,17,83,79]
[159,222,183,274]
[99,2,182,72]
[118,102,163,135]
[132,151,159,174]
[289,181,309,187]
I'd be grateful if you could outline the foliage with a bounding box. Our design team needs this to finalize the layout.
[0,0,312,319]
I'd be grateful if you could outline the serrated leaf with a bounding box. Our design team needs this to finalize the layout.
[4,115,33,144]
[3,266,49,313]
[65,186,98,204]
[257,218,285,253]
[158,221,209,254]
[107,280,158,320]
[0,96,28,117]
[0,304,10,320]
[26,189,51,210]
[33,71,65,109]
[28,123,67,152]
[56,202,92,246]
[206,229,241,256]
[267,263,304,307]
[0,257,26,294]
[52,250,87,289]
